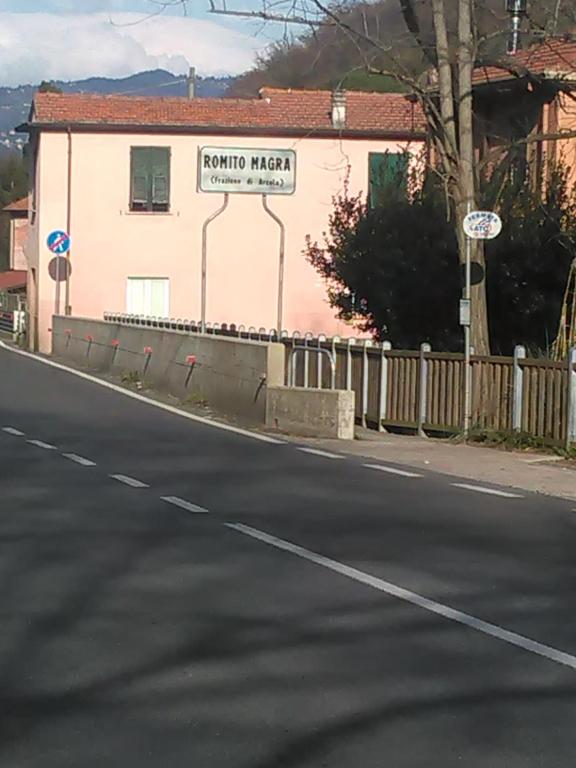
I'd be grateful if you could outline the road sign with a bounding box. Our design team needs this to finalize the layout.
[47,230,71,254]
[459,299,471,327]
[199,147,296,195]
[48,256,71,282]
[463,211,502,240]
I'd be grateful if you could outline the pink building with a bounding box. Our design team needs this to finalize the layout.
[0,196,28,294]
[23,88,426,352]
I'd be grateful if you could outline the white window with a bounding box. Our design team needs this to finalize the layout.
[126,278,170,317]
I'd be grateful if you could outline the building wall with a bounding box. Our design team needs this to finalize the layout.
[556,91,576,182]
[32,130,423,353]
[10,218,28,271]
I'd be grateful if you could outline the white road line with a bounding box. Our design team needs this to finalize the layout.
[27,439,57,450]
[227,522,576,672]
[523,456,565,464]
[161,496,209,514]
[62,453,97,467]
[298,448,345,460]
[451,483,523,499]
[0,341,283,445]
[364,463,423,478]
[111,474,149,489]
[2,427,25,436]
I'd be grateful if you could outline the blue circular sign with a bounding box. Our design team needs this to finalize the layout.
[47,230,71,254]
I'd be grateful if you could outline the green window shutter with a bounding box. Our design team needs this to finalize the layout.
[150,148,170,209]
[131,148,151,210]
[130,147,170,211]
[369,152,409,208]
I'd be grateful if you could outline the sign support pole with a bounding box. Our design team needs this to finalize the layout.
[201,193,229,333]
[461,209,502,436]
[262,194,286,334]
[54,256,62,315]
[464,229,472,436]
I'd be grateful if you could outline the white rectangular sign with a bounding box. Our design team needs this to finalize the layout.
[198,146,296,195]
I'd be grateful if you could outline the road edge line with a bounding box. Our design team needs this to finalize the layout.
[0,341,284,446]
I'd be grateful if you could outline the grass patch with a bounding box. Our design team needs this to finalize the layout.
[455,427,576,459]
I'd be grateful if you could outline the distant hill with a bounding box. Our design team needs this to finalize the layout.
[0,70,235,152]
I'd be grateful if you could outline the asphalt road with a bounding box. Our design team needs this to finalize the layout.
[1,344,576,767]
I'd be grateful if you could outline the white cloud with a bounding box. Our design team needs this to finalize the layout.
[0,11,262,86]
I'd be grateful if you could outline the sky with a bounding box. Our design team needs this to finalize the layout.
[0,0,279,86]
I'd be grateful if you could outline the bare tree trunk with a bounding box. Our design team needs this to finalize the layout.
[431,0,456,153]
[458,0,490,354]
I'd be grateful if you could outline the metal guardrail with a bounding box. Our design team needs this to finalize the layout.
[0,292,27,338]
[103,312,576,445]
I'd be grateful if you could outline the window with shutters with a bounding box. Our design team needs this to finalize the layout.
[126,278,170,317]
[368,151,409,209]
[130,147,171,212]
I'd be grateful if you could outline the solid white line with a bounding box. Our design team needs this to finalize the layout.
[0,341,284,446]
[364,463,423,478]
[161,496,209,514]
[62,453,97,467]
[27,439,57,450]
[2,427,25,436]
[227,522,576,672]
[451,483,523,499]
[110,474,149,489]
[298,448,345,460]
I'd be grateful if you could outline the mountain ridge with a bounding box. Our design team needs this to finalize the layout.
[0,70,236,152]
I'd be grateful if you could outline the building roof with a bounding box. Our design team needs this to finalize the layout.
[473,38,576,85]
[25,88,427,138]
[0,270,26,290]
[3,196,29,213]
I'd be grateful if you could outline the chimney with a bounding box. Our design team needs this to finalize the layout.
[331,89,346,130]
[187,66,196,99]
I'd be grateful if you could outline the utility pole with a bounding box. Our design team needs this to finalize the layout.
[187,67,196,99]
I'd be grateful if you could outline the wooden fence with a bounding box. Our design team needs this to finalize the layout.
[103,314,576,447]
[284,339,576,446]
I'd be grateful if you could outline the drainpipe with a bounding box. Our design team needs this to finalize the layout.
[65,127,72,315]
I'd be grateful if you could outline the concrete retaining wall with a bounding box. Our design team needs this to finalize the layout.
[52,316,285,423]
[266,386,355,439]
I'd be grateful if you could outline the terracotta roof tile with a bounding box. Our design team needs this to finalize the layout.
[0,270,26,290]
[473,38,576,85]
[28,88,426,137]
[3,196,29,213]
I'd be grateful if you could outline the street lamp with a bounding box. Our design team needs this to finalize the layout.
[506,0,527,54]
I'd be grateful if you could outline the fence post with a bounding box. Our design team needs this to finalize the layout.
[512,345,526,432]
[566,347,576,450]
[418,343,431,437]
[331,336,340,390]
[378,341,392,432]
[304,332,313,388]
[361,340,373,428]
[346,338,356,391]
[317,334,326,388]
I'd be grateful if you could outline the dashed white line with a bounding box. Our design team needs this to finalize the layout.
[111,474,149,489]
[451,483,523,499]
[226,522,576,672]
[161,496,209,514]
[364,463,423,478]
[27,439,57,451]
[62,453,97,467]
[2,427,25,436]
[298,448,345,460]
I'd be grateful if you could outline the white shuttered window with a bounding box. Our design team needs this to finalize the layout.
[126,278,169,317]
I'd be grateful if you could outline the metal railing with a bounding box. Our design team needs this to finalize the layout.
[0,292,26,338]
[103,313,576,445]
